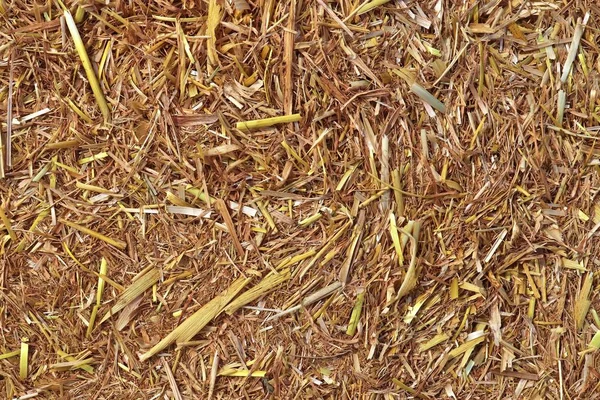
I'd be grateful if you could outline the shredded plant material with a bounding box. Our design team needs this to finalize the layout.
[1,0,600,398]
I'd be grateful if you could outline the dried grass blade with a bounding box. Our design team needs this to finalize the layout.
[484,228,507,263]
[283,0,296,114]
[419,333,449,352]
[6,56,12,168]
[0,206,17,241]
[214,199,245,258]
[50,358,95,372]
[448,333,486,359]
[316,0,353,37]
[62,242,124,291]
[224,269,291,315]
[389,212,403,265]
[203,144,241,157]
[236,114,301,130]
[76,182,113,194]
[356,0,392,16]
[16,208,49,252]
[410,83,446,113]
[266,281,342,321]
[207,0,221,66]
[86,305,99,338]
[115,295,143,331]
[162,358,183,400]
[19,339,28,380]
[66,98,93,123]
[395,220,421,301]
[87,258,108,336]
[100,268,161,324]
[165,206,211,218]
[298,220,352,279]
[589,331,600,350]
[346,290,365,336]
[561,13,590,83]
[60,218,126,250]
[218,367,266,377]
[172,114,219,126]
[557,89,566,127]
[0,349,20,360]
[139,276,250,361]
[340,211,366,284]
[450,277,459,299]
[489,304,502,346]
[575,273,593,331]
[380,135,390,213]
[63,10,111,123]
[208,351,219,400]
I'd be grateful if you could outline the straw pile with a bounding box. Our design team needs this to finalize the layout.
[1,0,600,398]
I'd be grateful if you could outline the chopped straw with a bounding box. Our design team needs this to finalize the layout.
[63,10,111,123]
[19,339,28,380]
[346,290,365,336]
[589,331,600,350]
[2,1,600,398]
[100,267,161,324]
[236,114,301,130]
[139,277,251,361]
[356,0,391,15]
[560,13,590,83]
[60,218,126,250]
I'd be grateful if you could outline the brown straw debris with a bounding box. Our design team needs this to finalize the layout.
[1,1,600,398]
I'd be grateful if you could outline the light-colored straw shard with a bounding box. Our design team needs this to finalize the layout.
[236,114,301,130]
[139,276,251,361]
[561,13,590,83]
[63,10,111,123]
[100,268,161,324]
[60,218,126,250]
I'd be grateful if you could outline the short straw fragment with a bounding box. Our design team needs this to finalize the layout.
[60,218,126,250]
[561,13,590,83]
[63,10,111,123]
[236,114,301,130]
[19,339,28,380]
[140,276,251,361]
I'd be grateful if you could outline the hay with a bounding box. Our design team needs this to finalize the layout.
[1,0,600,398]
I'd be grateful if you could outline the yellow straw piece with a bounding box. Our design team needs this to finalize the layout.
[60,218,126,250]
[76,182,113,194]
[20,338,29,380]
[16,208,50,252]
[299,212,322,226]
[207,0,221,66]
[236,114,301,130]
[356,0,391,15]
[63,10,111,123]
[86,304,99,338]
[78,152,109,165]
[140,276,251,361]
[96,258,108,305]
[0,349,20,360]
[224,269,291,315]
[100,268,161,324]
[0,206,17,241]
[50,358,95,372]
[66,98,93,123]
[218,368,266,377]
[448,334,486,359]
[346,291,365,336]
[589,331,600,350]
[56,350,95,373]
[419,333,449,352]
